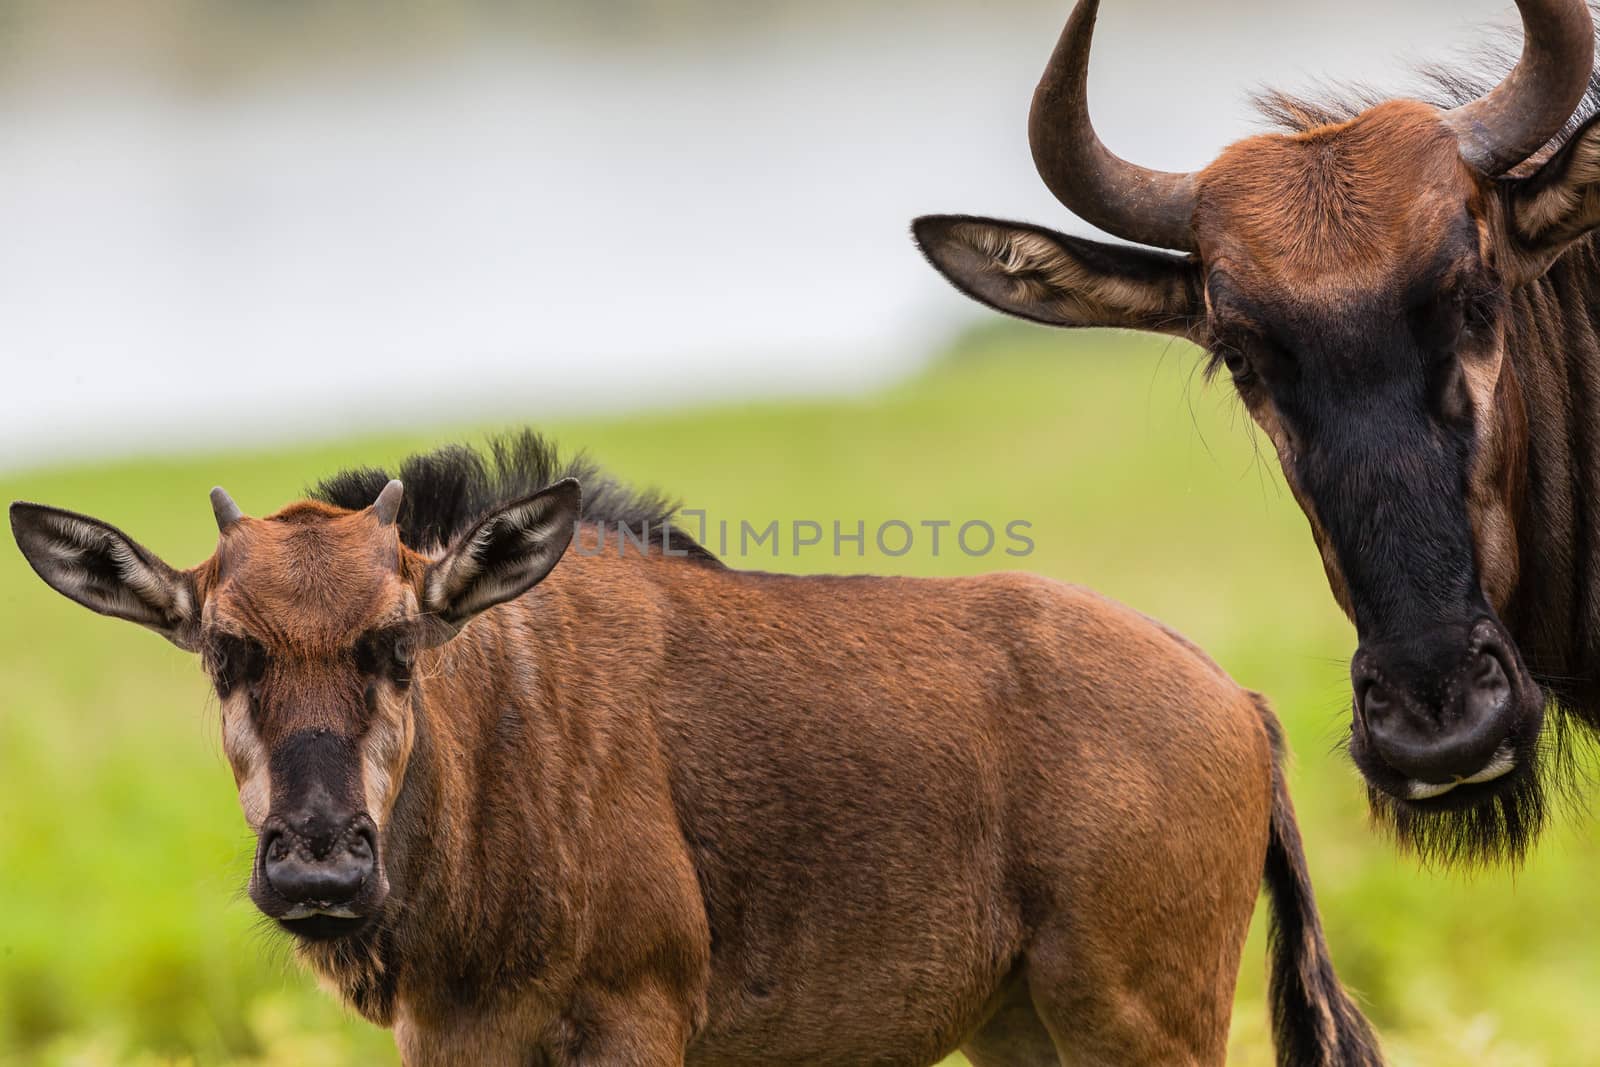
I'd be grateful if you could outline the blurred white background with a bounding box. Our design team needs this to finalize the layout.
[0,0,1514,467]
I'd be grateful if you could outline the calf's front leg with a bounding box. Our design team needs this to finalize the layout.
[394,980,694,1067]
[545,979,695,1067]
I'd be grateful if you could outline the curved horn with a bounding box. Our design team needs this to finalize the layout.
[1445,0,1594,175]
[1029,0,1199,252]
[373,479,404,526]
[210,487,243,531]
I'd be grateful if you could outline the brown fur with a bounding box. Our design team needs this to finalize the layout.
[912,14,1600,862]
[264,511,1273,1064]
[1197,103,1477,294]
[10,483,1379,1065]
[1192,103,1537,622]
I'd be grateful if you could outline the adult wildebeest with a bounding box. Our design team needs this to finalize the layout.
[11,433,1379,1066]
[914,0,1600,866]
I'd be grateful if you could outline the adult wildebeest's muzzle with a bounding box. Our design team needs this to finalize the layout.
[249,730,389,939]
[1349,615,1543,807]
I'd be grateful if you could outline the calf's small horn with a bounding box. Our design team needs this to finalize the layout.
[210,487,243,531]
[373,480,404,526]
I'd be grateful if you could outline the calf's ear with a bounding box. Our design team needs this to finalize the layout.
[912,214,1205,339]
[421,478,580,637]
[10,502,199,650]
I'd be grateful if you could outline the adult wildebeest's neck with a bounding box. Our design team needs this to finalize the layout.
[1503,234,1600,717]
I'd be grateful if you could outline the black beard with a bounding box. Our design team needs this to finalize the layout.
[1364,705,1588,868]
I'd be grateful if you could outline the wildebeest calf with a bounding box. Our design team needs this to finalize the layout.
[10,433,1380,1066]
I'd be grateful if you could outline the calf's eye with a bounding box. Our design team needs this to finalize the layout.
[208,633,267,696]
[356,630,414,687]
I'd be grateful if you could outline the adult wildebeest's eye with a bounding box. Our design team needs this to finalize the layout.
[1211,343,1256,387]
[1416,283,1499,353]
[1222,349,1251,381]
[355,627,414,687]
[207,632,267,697]
[1460,289,1501,342]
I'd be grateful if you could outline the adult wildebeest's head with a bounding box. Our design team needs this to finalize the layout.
[915,0,1600,863]
[10,479,579,938]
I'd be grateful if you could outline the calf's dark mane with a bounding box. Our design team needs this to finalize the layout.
[311,429,716,562]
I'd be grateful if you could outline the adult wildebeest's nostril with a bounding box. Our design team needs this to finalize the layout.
[264,826,374,905]
[1359,680,1395,727]
[1362,648,1515,784]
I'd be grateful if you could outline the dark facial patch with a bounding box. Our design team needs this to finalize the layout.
[355,625,415,689]
[1194,108,1556,862]
[1290,355,1482,642]
[1205,270,1488,637]
[250,727,388,937]
[1193,103,1517,655]
[268,729,366,847]
[205,632,268,699]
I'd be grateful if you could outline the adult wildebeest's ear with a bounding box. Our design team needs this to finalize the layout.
[912,214,1204,339]
[1507,111,1600,268]
[10,502,199,650]
[421,478,580,636]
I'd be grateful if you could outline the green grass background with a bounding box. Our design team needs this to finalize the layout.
[2,323,1596,1066]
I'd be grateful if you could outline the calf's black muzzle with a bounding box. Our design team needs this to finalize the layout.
[262,814,377,906]
[250,809,387,939]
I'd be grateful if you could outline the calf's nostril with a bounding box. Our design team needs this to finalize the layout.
[265,851,370,904]
[261,826,376,906]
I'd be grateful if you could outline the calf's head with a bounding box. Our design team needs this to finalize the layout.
[915,0,1600,863]
[11,478,579,937]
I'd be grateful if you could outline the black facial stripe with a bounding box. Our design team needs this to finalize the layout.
[206,632,268,697]
[1305,405,1481,630]
[1257,305,1488,649]
[353,625,416,688]
[268,730,366,849]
